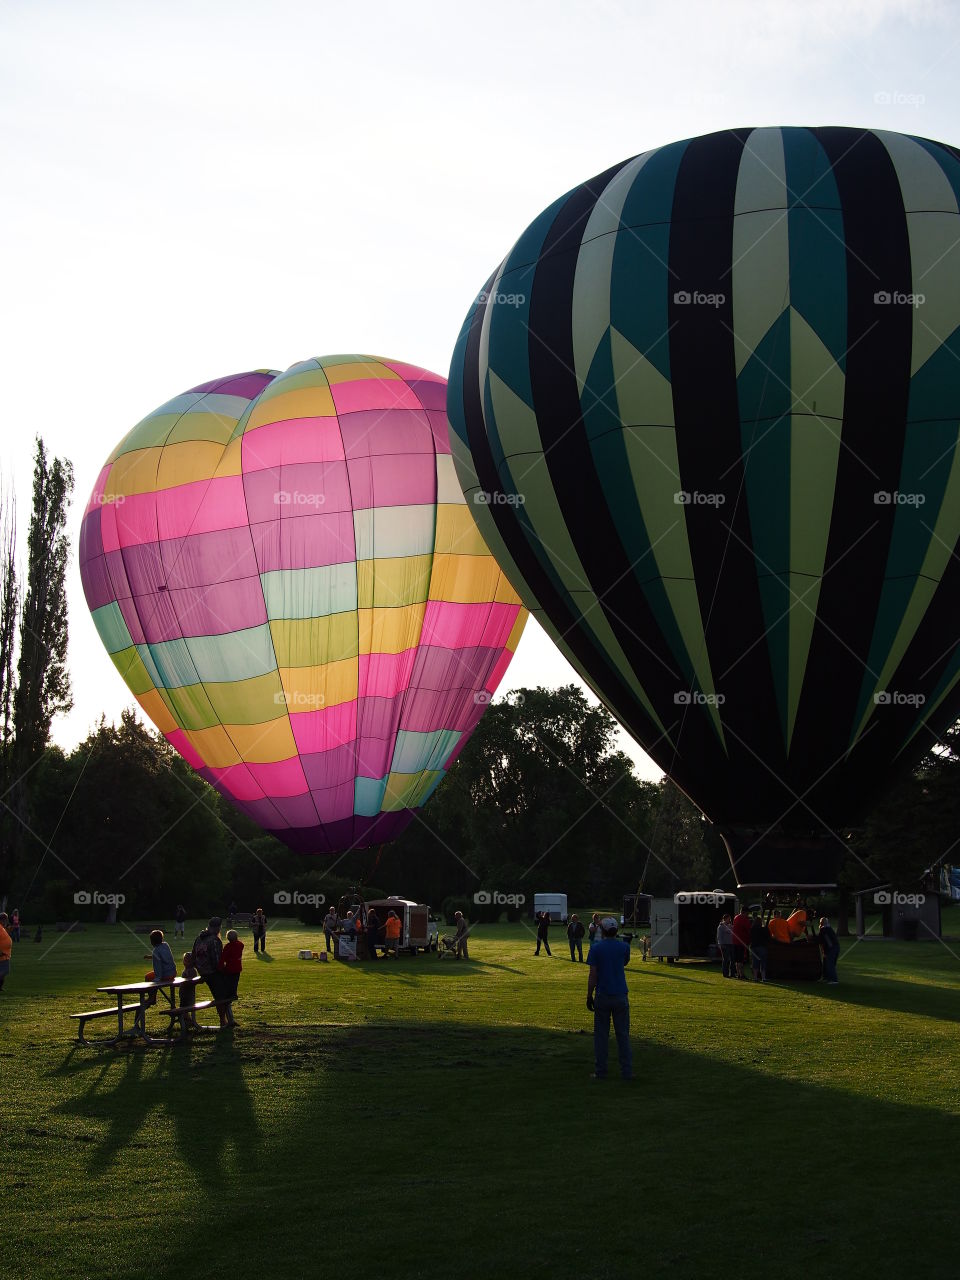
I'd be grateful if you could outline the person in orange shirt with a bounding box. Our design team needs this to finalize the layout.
[384,910,402,959]
[0,912,12,992]
[786,908,808,940]
[767,911,791,944]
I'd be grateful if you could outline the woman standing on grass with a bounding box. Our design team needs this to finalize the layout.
[818,917,840,984]
[218,929,243,1026]
[535,910,552,956]
[323,905,338,953]
[252,907,267,954]
[567,914,585,962]
[588,913,601,948]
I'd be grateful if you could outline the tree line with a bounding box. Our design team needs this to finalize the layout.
[2,681,957,929]
[0,439,956,928]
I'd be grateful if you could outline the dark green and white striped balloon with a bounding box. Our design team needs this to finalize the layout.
[448,126,960,885]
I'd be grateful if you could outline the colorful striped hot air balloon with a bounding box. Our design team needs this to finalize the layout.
[448,127,960,886]
[79,356,526,853]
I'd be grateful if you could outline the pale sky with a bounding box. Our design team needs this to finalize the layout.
[2,0,958,780]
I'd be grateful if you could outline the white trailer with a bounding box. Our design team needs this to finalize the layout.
[649,898,680,958]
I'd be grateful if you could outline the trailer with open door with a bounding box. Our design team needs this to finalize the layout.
[364,897,436,953]
[649,892,738,960]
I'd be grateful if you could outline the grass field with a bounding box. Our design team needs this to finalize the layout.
[3,916,960,1280]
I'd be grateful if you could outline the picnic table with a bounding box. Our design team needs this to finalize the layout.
[70,976,230,1047]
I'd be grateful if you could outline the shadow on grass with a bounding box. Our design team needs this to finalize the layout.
[339,957,525,980]
[36,1014,960,1280]
[49,1031,259,1191]
[784,973,960,1023]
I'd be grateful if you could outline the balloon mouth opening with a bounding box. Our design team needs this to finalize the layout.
[718,826,843,891]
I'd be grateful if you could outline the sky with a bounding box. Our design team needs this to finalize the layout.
[2,0,959,780]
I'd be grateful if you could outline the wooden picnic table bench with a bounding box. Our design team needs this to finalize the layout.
[70,977,201,1047]
[70,1003,144,1043]
[157,997,237,1036]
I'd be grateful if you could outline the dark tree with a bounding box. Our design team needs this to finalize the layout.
[385,685,657,909]
[12,439,74,766]
[0,486,17,769]
[24,710,234,920]
[1,440,74,899]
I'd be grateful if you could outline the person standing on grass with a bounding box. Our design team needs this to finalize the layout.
[586,916,632,1081]
[750,913,769,983]
[218,929,243,1026]
[174,904,187,939]
[365,906,381,961]
[454,910,469,959]
[567,914,585,962]
[732,904,752,980]
[192,917,230,1027]
[818,917,840,984]
[588,913,601,948]
[0,912,12,992]
[323,905,338,953]
[384,910,402,958]
[10,907,20,942]
[535,910,552,956]
[252,907,267,954]
[716,914,735,978]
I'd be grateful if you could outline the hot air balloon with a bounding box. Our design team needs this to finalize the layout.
[79,357,526,853]
[448,126,960,887]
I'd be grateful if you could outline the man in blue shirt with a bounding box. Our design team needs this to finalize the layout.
[586,916,632,1080]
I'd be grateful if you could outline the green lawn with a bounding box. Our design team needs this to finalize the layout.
[3,917,960,1279]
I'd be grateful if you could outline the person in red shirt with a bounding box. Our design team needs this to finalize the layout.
[217,928,244,1028]
[731,906,752,980]
[0,912,12,992]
